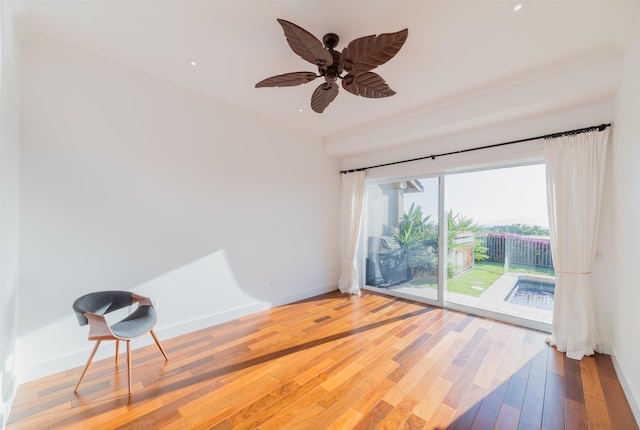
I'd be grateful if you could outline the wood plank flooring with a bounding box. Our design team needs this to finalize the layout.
[7,291,639,429]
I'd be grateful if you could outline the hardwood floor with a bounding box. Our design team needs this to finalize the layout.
[7,291,638,429]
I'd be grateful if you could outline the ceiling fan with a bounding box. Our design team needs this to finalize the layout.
[255,19,409,113]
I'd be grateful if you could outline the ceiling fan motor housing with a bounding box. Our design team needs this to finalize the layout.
[322,33,339,49]
[320,33,343,83]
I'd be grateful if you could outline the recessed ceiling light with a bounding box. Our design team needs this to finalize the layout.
[507,0,527,15]
[189,60,198,66]
[298,108,304,113]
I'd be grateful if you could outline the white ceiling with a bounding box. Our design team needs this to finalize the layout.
[16,0,639,156]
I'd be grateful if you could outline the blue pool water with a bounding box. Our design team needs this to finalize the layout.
[506,279,555,310]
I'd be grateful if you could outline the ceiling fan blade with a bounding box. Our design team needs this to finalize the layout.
[340,28,408,76]
[277,19,334,68]
[255,72,318,88]
[311,82,339,113]
[341,72,396,98]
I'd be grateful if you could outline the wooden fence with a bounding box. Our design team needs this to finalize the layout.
[480,235,553,268]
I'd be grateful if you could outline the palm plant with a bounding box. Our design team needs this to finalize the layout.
[393,203,438,277]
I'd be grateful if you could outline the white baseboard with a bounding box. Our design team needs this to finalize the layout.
[17,283,338,384]
[611,350,640,425]
[155,283,338,341]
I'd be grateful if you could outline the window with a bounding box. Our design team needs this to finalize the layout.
[363,163,554,331]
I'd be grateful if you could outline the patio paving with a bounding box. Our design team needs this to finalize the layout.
[371,272,553,325]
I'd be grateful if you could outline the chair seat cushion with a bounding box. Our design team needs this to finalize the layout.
[111,305,157,339]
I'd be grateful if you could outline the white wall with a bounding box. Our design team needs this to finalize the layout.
[17,34,341,381]
[608,8,640,421]
[0,0,20,427]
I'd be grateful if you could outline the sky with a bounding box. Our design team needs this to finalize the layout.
[404,164,549,228]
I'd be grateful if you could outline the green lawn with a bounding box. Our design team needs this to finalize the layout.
[447,261,504,296]
[408,260,555,297]
[504,262,555,277]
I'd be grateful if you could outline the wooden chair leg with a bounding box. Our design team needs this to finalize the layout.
[74,340,101,392]
[150,329,168,361]
[126,340,132,395]
[115,340,119,364]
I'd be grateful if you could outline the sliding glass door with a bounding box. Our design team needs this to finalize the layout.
[363,164,554,329]
[364,177,441,303]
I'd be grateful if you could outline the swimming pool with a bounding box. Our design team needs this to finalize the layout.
[505,279,555,310]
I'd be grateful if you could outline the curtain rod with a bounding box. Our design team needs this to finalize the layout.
[339,123,612,174]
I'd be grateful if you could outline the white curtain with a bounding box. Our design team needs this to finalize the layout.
[338,171,367,294]
[544,128,609,360]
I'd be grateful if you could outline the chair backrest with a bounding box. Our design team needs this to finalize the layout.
[72,291,135,326]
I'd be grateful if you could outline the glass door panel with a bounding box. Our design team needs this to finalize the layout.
[364,177,440,304]
[443,164,555,325]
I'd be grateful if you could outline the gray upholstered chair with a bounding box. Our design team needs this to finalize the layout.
[72,291,168,394]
